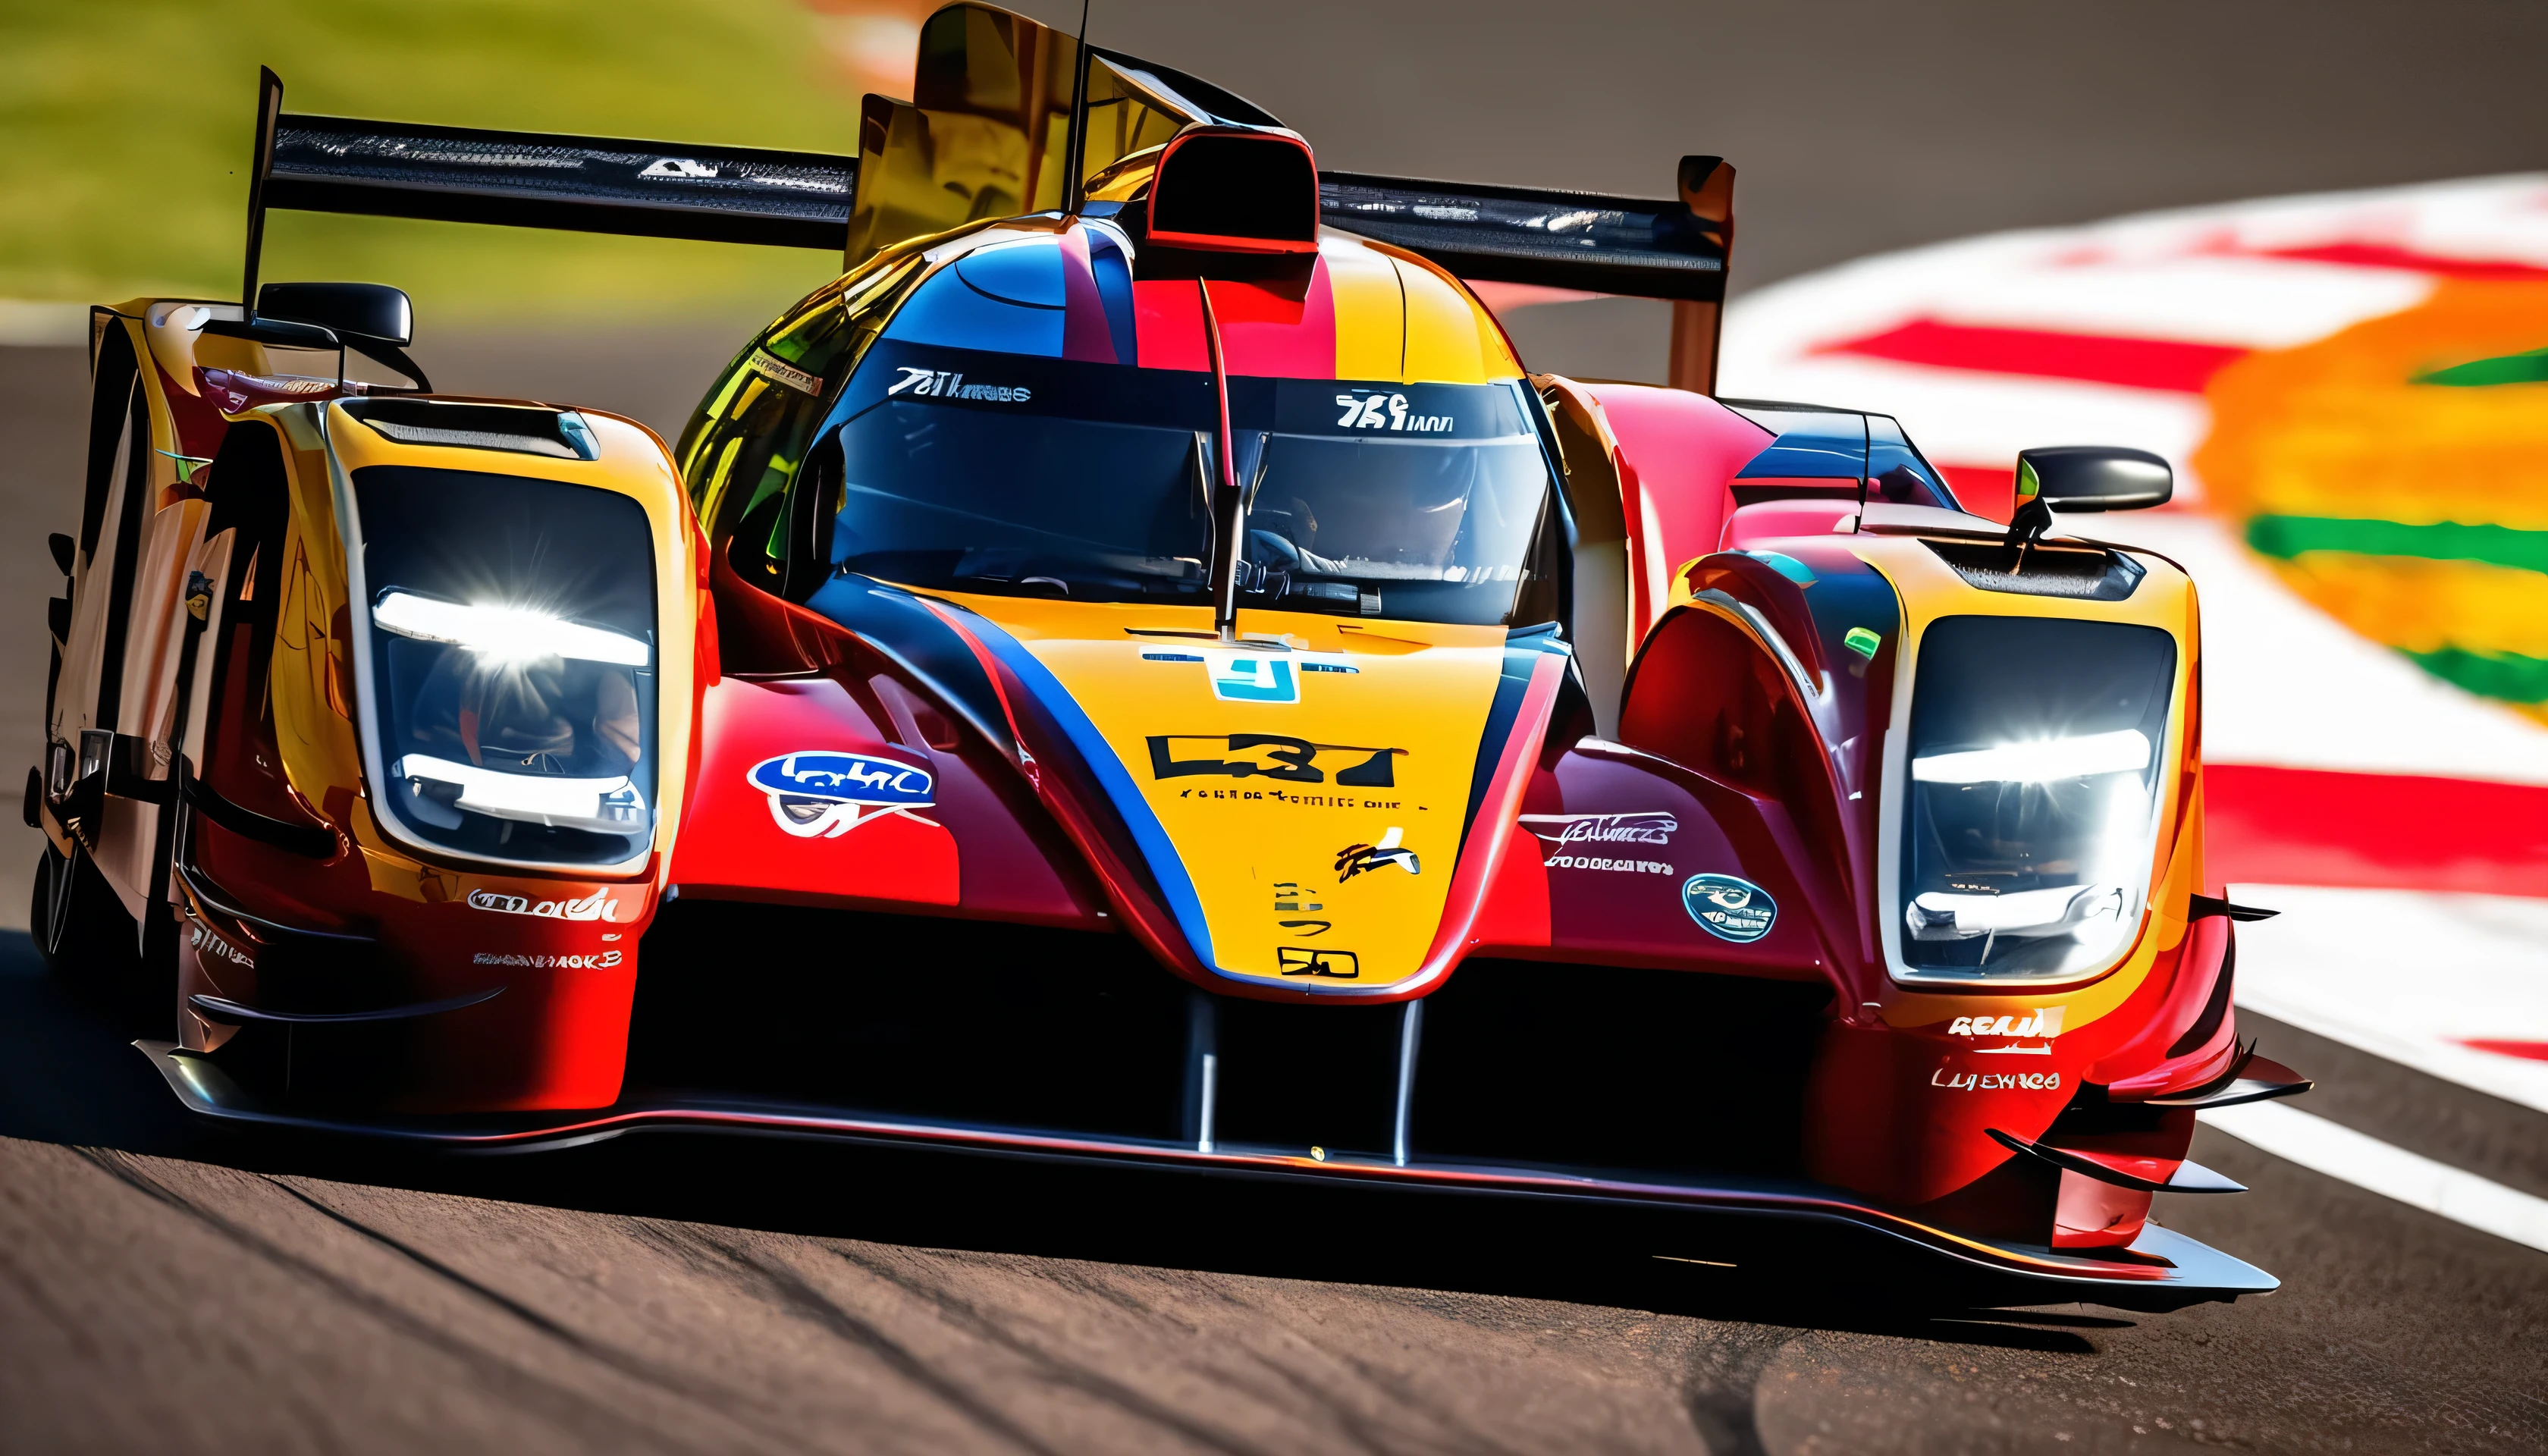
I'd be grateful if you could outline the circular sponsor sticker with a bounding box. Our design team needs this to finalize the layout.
[1683,873,1776,943]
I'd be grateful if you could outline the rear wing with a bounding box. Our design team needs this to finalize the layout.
[1320,156,1736,393]
[237,0,1737,394]
[238,68,855,319]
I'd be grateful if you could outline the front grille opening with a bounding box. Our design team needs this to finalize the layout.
[1923,538,2145,601]
[1410,960,1830,1178]
[1215,998,1404,1157]
[342,397,599,460]
[632,906,1837,1180]
[632,902,1194,1141]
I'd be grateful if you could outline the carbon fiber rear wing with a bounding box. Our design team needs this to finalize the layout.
[265,113,855,248]
[238,68,854,319]
[1320,156,1737,391]
[1320,163,1730,303]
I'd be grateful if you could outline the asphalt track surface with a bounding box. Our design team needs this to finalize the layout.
[7,2,2548,1448]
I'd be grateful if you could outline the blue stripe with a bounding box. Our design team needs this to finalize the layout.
[1459,624,1566,851]
[954,613,1219,968]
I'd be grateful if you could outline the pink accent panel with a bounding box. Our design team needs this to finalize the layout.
[1720,499,1859,551]
[1584,384,1774,644]
[1205,264,1337,378]
[1132,279,1208,372]
[1058,225,1116,364]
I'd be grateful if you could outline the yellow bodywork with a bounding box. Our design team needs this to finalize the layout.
[950,594,1514,989]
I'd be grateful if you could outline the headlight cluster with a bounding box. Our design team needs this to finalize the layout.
[352,466,658,868]
[1895,616,2176,982]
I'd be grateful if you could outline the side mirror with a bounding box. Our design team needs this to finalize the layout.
[257,281,413,345]
[2007,446,2170,547]
[252,282,430,390]
[2017,446,2171,512]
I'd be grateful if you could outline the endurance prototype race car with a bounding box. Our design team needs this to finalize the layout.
[36,4,2314,1308]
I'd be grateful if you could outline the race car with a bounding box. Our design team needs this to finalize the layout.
[34,2,2312,1309]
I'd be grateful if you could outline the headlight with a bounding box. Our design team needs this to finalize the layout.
[350,466,658,869]
[1894,616,2175,982]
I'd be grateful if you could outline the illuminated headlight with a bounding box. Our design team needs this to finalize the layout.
[1894,617,2175,982]
[351,465,658,868]
[375,592,650,667]
[393,755,646,835]
[1910,730,2149,785]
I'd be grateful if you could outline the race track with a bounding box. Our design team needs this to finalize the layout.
[6,0,2548,1446]
[3,922,2543,1454]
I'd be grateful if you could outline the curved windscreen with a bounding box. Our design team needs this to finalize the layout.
[1235,380,1551,624]
[353,466,658,869]
[1896,615,2176,982]
[823,339,1553,625]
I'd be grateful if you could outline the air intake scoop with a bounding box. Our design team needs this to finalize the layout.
[1146,128,1320,256]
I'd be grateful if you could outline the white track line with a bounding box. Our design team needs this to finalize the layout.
[2200,1101,2548,1254]
[2226,883,2548,1115]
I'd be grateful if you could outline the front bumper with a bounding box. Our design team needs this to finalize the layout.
[139,1037,2276,1311]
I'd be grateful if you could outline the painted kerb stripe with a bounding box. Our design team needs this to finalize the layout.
[2201,1100,2548,1255]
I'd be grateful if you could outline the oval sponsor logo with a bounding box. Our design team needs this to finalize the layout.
[1683,873,1776,943]
[748,750,940,840]
[747,752,934,807]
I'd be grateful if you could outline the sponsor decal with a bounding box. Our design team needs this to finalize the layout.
[1273,881,1330,936]
[1545,855,1674,874]
[748,751,939,839]
[1278,946,1360,979]
[639,157,718,179]
[467,888,626,923]
[474,950,623,969]
[1949,1006,2067,1054]
[888,366,1031,403]
[1684,873,1777,943]
[187,921,254,969]
[1930,1068,2062,1091]
[1147,734,1401,787]
[1335,827,1420,880]
[745,347,823,397]
[1334,391,1454,434]
[1520,811,1677,848]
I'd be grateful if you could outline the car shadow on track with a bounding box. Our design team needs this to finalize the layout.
[0,929,2123,1353]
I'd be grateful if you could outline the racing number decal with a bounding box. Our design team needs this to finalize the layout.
[1278,947,1360,979]
[1146,734,1401,787]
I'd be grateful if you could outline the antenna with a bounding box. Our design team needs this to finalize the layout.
[242,67,284,318]
[1060,0,1093,215]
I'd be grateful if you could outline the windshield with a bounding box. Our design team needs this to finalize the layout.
[1895,615,2175,982]
[1234,380,1550,624]
[829,340,1217,605]
[824,339,1553,624]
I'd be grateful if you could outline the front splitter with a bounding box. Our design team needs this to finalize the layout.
[138,1040,2277,1310]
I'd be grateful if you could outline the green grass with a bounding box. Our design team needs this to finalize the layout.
[0,0,871,322]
